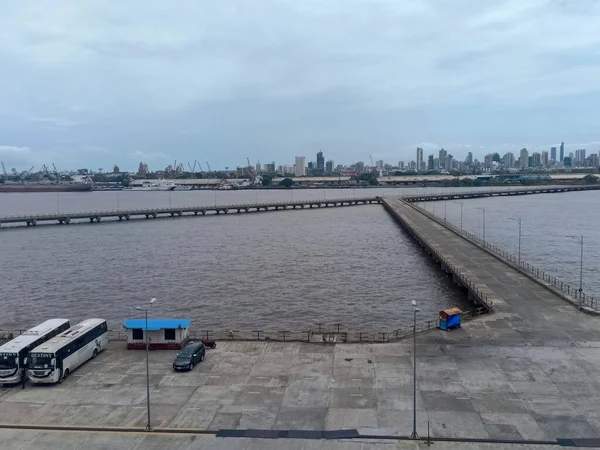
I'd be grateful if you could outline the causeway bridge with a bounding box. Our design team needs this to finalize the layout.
[0,197,381,227]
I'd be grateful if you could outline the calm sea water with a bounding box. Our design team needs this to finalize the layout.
[0,189,471,331]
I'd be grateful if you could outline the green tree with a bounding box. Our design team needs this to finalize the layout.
[262,175,273,186]
[450,178,461,187]
[583,174,599,184]
[279,177,294,188]
[472,178,483,187]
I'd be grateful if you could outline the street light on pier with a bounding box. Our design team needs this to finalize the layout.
[410,300,420,440]
[453,201,463,232]
[474,206,486,245]
[566,234,584,306]
[508,217,522,266]
[135,297,157,432]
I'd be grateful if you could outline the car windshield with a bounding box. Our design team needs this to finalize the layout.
[178,346,197,358]
[0,353,17,369]
[29,354,53,368]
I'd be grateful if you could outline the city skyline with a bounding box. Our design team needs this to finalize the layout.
[3,2,600,169]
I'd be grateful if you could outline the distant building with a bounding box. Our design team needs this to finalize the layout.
[532,152,541,167]
[294,156,306,177]
[416,147,423,173]
[575,149,586,166]
[325,160,334,173]
[541,151,549,167]
[563,156,572,167]
[376,160,384,171]
[484,154,493,168]
[439,148,447,169]
[588,154,599,167]
[520,148,529,169]
[560,142,565,162]
[398,161,404,170]
[465,152,473,165]
[264,163,276,173]
[256,162,262,173]
[434,157,440,170]
[446,154,454,171]
[503,152,515,169]
[427,154,434,171]
[550,147,557,161]
[356,161,365,173]
[316,151,325,174]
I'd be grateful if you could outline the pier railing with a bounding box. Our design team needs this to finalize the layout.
[410,202,598,311]
[0,308,489,345]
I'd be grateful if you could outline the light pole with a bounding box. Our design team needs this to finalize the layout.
[566,234,584,304]
[444,199,447,222]
[475,206,486,244]
[508,217,522,265]
[410,300,420,440]
[453,201,463,232]
[136,297,156,432]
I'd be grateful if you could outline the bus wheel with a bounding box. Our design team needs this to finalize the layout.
[92,349,98,359]
[63,369,70,381]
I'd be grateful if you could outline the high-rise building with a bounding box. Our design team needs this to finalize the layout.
[294,156,306,177]
[520,148,529,169]
[325,160,334,173]
[427,154,434,171]
[416,147,423,173]
[575,149,586,166]
[484,154,493,168]
[434,157,440,170]
[465,152,473,166]
[446,154,454,171]
[503,152,515,168]
[588,153,599,167]
[264,163,276,173]
[560,142,565,162]
[532,152,541,167]
[398,161,404,170]
[376,160,384,170]
[316,151,325,174]
[255,162,262,173]
[439,148,447,169]
[356,161,365,173]
[541,151,549,167]
[550,147,557,161]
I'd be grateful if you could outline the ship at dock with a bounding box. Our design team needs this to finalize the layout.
[0,181,93,193]
[0,163,93,193]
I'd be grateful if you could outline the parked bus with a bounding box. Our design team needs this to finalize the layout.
[0,319,70,386]
[28,318,108,384]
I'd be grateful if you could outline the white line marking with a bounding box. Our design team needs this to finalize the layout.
[248,391,261,394]
[350,394,362,397]
[351,378,362,381]
[256,376,268,379]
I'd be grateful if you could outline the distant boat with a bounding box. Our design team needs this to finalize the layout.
[130,180,190,191]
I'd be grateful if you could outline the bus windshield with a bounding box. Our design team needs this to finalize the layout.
[0,353,17,369]
[29,354,53,368]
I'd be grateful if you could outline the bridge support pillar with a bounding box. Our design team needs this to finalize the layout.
[95,216,101,222]
[125,215,130,220]
[177,211,182,216]
[201,210,206,215]
[194,211,198,215]
[89,217,94,223]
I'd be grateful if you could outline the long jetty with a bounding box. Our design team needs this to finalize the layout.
[382,197,599,325]
[0,197,382,227]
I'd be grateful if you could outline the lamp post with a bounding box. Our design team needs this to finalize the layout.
[475,206,486,245]
[444,199,447,222]
[136,297,156,431]
[566,234,584,305]
[508,217,522,265]
[453,201,463,232]
[410,300,420,440]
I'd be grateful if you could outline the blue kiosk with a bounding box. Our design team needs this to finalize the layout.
[439,308,462,331]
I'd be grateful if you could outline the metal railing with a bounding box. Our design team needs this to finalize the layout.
[0,310,488,346]
[410,202,598,310]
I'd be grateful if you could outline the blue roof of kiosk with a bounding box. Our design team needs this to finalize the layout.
[123,319,192,330]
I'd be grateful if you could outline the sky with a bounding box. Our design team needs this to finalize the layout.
[1,0,600,172]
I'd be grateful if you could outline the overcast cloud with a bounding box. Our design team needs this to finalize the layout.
[1,0,600,171]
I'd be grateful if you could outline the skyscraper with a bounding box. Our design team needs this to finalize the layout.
[439,148,447,169]
[550,147,557,161]
[465,152,473,165]
[294,156,306,177]
[325,160,334,173]
[316,151,325,174]
[503,152,515,168]
[560,142,564,162]
[575,149,586,166]
[427,154,434,171]
[541,151,549,167]
[520,148,529,169]
[532,152,541,167]
[416,147,423,173]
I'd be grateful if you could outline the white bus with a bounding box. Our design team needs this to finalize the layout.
[0,319,70,386]
[28,318,109,384]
